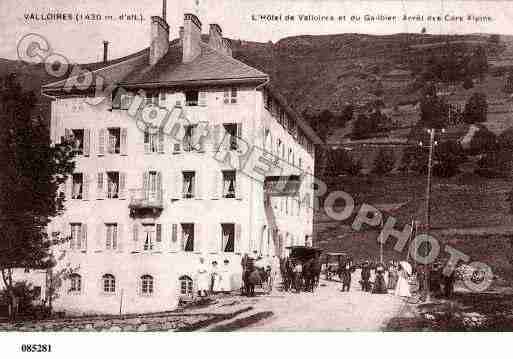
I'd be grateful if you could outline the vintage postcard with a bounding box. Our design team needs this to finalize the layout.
[0,0,512,356]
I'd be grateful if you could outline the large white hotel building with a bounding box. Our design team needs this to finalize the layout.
[37,7,321,314]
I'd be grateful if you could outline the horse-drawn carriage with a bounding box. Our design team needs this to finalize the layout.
[324,252,353,281]
[281,246,323,293]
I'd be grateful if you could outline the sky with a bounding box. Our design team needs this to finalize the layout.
[1,0,513,63]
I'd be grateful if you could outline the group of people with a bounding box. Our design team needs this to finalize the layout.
[196,257,232,298]
[339,260,412,297]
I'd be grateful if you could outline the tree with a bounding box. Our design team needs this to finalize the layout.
[351,113,372,140]
[372,149,395,175]
[0,74,75,320]
[419,87,449,129]
[462,76,474,90]
[464,92,488,124]
[467,46,488,81]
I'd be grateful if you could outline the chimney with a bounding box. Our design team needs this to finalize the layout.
[103,40,109,63]
[162,0,167,22]
[222,38,233,57]
[209,24,223,51]
[150,15,170,66]
[179,26,184,46]
[183,13,202,63]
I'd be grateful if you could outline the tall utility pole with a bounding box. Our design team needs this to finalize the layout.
[425,128,436,230]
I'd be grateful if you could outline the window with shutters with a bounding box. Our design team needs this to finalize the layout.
[223,87,237,104]
[143,224,155,251]
[222,170,236,198]
[223,123,239,150]
[183,125,197,152]
[179,275,194,296]
[72,173,83,199]
[185,90,199,106]
[70,223,82,250]
[69,129,84,155]
[106,172,119,199]
[120,92,133,110]
[140,275,154,295]
[182,171,195,199]
[69,273,82,294]
[106,128,120,154]
[145,92,159,106]
[102,274,116,293]
[148,171,159,202]
[221,223,235,252]
[105,223,118,250]
[181,223,194,252]
[144,131,159,153]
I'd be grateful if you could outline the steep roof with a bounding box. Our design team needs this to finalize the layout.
[120,42,267,87]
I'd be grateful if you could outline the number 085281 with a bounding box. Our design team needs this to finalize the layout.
[20,344,52,352]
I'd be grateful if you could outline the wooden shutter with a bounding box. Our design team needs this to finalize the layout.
[179,224,185,251]
[235,171,242,200]
[83,174,89,200]
[156,172,162,202]
[120,128,128,155]
[171,171,181,200]
[212,124,220,151]
[235,223,242,254]
[195,223,202,253]
[132,223,139,252]
[144,132,150,154]
[69,224,75,250]
[199,90,207,106]
[81,223,87,251]
[194,172,202,199]
[96,172,104,199]
[170,223,178,252]
[156,223,162,242]
[211,170,220,199]
[84,129,90,156]
[158,130,164,153]
[117,223,123,252]
[143,172,149,201]
[209,223,220,253]
[119,172,126,199]
[96,223,103,251]
[64,128,71,141]
[98,129,105,156]
[236,123,242,148]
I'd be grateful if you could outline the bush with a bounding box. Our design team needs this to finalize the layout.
[0,281,41,317]
[464,92,488,124]
[372,149,395,174]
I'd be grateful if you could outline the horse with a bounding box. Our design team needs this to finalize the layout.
[303,257,322,292]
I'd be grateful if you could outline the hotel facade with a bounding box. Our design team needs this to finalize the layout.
[38,9,321,315]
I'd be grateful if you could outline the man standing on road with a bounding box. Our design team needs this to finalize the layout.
[293,260,303,293]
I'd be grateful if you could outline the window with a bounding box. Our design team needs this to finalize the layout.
[185,90,199,106]
[120,92,134,110]
[69,273,81,293]
[144,131,159,153]
[105,223,118,250]
[182,223,194,252]
[222,170,236,198]
[106,171,119,199]
[265,92,272,112]
[223,87,237,104]
[147,171,158,201]
[143,224,155,251]
[183,125,197,152]
[70,223,82,250]
[145,92,159,106]
[223,123,238,150]
[107,128,120,154]
[221,223,235,252]
[140,275,154,295]
[72,173,83,199]
[102,274,115,293]
[288,117,296,137]
[182,171,195,199]
[70,129,84,155]
[179,275,194,296]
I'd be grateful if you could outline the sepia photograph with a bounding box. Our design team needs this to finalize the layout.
[1,0,513,356]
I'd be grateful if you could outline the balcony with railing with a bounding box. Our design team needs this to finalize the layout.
[128,189,163,215]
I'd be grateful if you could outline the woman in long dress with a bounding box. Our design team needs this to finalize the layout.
[387,262,399,291]
[394,266,411,298]
[211,261,221,293]
[218,259,231,293]
[197,257,210,297]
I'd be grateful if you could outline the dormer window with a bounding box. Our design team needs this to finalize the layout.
[224,87,237,104]
[185,90,199,106]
